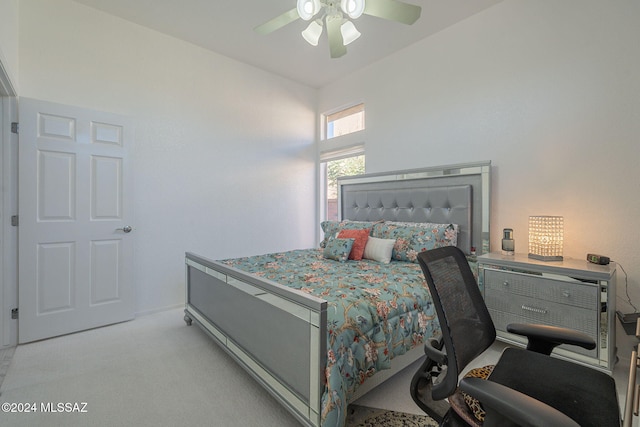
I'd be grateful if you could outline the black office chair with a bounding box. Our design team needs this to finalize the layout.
[410,246,620,427]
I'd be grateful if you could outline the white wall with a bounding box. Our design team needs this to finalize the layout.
[14,0,640,343]
[0,0,19,346]
[18,0,318,314]
[0,0,19,92]
[0,96,18,347]
[319,0,640,332]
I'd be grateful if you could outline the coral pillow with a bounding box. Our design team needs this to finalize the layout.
[337,228,370,260]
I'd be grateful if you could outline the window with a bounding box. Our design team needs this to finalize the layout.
[325,103,364,139]
[320,103,366,221]
[323,155,365,221]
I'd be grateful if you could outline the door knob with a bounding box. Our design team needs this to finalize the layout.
[116,225,133,233]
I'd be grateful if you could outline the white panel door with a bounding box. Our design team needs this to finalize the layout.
[19,98,134,343]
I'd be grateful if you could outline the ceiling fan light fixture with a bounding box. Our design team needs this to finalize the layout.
[297,0,321,20]
[256,0,422,58]
[340,0,366,19]
[302,20,324,46]
[340,20,361,45]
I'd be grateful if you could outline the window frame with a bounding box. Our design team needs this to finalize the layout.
[320,151,365,222]
[318,103,366,225]
[324,103,365,140]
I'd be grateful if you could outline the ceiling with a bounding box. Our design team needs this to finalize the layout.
[71,0,503,88]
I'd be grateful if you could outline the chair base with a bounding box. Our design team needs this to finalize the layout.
[410,356,450,423]
[442,408,474,427]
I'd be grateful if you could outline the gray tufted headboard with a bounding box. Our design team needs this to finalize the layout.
[337,162,491,255]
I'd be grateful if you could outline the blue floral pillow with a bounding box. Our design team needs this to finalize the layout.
[320,220,374,248]
[323,237,355,263]
[372,222,459,263]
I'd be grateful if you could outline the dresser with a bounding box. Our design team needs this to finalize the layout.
[478,253,616,372]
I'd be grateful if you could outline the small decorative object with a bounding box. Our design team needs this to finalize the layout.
[501,228,515,255]
[528,216,563,261]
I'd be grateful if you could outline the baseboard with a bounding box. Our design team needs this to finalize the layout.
[135,303,184,317]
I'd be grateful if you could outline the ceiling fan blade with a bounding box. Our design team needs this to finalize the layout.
[326,16,347,58]
[254,8,300,35]
[364,0,421,25]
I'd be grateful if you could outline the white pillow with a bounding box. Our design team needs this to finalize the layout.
[363,237,396,264]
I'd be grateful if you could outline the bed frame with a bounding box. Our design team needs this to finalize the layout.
[184,161,491,427]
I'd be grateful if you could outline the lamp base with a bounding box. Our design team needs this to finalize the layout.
[528,253,563,262]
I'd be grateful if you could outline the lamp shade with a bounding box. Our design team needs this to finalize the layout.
[528,216,564,261]
[302,20,323,46]
[297,0,321,20]
[341,0,366,19]
[340,21,361,45]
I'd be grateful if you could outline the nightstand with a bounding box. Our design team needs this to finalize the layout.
[478,253,616,373]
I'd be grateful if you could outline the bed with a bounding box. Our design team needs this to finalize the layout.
[184,161,491,427]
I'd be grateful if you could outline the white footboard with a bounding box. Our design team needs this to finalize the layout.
[184,252,327,427]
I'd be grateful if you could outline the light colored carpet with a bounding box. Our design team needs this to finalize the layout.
[0,307,630,426]
[0,346,16,392]
[0,309,301,426]
[0,308,432,427]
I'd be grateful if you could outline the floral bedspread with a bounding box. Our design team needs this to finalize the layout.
[221,248,440,427]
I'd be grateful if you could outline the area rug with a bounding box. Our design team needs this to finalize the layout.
[346,404,438,427]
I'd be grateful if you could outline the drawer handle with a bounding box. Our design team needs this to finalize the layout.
[562,290,571,298]
[522,305,548,314]
[503,281,509,287]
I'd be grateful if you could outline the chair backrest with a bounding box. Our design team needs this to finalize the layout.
[417,246,497,398]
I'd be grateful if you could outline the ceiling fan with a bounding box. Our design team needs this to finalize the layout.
[255,0,422,58]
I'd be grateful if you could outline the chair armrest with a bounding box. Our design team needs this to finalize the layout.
[460,377,579,427]
[423,336,447,365]
[507,323,596,355]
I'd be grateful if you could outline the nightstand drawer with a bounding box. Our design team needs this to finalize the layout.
[478,253,616,372]
[485,289,598,337]
[487,307,597,357]
[484,269,598,309]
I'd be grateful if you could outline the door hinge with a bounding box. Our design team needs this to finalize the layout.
[11,215,18,227]
[11,308,18,320]
[11,122,18,134]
